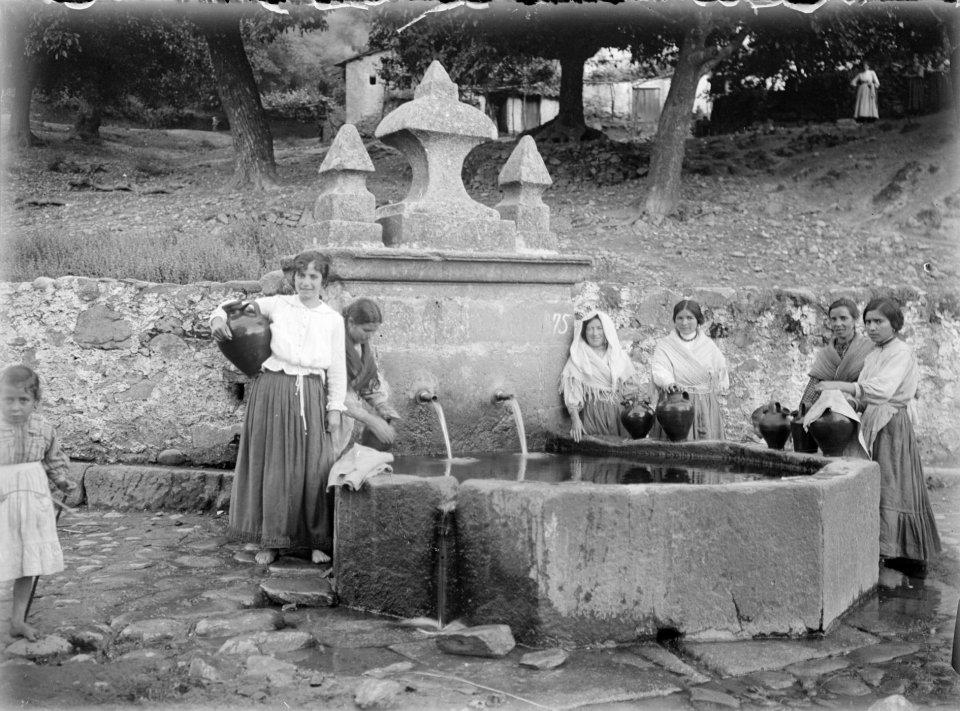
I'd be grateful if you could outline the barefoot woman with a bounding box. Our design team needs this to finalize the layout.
[211,251,346,565]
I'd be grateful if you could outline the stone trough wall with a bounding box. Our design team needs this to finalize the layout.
[1,277,957,466]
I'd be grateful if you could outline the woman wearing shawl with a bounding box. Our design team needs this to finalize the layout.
[800,298,873,409]
[650,299,729,441]
[332,298,401,457]
[560,311,642,442]
[815,298,940,571]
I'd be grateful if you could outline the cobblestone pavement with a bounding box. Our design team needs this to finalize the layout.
[2,475,959,710]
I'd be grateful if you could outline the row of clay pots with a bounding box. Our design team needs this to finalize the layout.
[758,402,856,457]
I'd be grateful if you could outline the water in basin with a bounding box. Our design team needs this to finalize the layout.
[388,452,790,485]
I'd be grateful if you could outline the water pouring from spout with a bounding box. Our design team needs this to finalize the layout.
[417,389,452,460]
[494,391,528,457]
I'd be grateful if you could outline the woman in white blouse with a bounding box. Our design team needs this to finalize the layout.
[650,299,729,441]
[815,298,940,571]
[211,250,346,566]
[851,61,880,123]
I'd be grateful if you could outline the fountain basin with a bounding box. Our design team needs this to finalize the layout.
[333,438,879,644]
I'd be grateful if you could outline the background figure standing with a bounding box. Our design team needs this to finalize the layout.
[906,55,925,116]
[851,61,880,123]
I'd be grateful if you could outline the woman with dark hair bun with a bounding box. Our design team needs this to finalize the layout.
[650,299,729,441]
[815,297,940,571]
[332,298,400,455]
[211,250,346,566]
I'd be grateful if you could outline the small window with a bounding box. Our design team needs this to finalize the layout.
[369,75,377,86]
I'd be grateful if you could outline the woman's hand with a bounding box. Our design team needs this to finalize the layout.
[665,383,682,394]
[815,381,854,394]
[366,416,397,445]
[570,420,584,443]
[211,317,232,342]
[326,410,341,434]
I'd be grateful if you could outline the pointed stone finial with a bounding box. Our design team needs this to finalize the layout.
[496,136,556,251]
[307,123,383,247]
[414,60,458,101]
[374,60,513,250]
[319,123,375,174]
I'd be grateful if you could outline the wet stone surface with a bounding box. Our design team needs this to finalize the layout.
[0,477,958,709]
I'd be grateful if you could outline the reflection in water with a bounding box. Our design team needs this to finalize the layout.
[389,452,782,485]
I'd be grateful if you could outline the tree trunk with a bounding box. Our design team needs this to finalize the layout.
[4,10,40,147]
[72,83,103,142]
[200,17,277,190]
[557,47,588,130]
[643,29,704,218]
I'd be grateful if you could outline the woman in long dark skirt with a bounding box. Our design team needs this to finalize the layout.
[211,250,346,565]
[816,297,941,572]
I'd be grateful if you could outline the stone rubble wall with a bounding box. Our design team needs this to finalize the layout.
[1,276,958,466]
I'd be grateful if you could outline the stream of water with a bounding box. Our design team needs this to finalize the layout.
[430,400,453,460]
[506,398,528,456]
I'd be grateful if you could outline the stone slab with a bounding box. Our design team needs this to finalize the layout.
[83,465,230,511]
[260,577,336,607]
[303,616,426,650]
[335,475,458,620]
[683,625,876,677]
[456,457,878,644]
[632,644,710,684]
[194,610,282,637]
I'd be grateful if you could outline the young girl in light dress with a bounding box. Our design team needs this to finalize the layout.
[0,365,75,641]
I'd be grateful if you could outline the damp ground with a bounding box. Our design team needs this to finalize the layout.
[2,471,959,710]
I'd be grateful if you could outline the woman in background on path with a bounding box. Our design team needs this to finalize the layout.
[561,310,643,442]
[650,299,729,441]
[211,250,346,566]
[815,298,940,572]
[0,365,76,641]
[331,298,400,457]
[852,61,880,123]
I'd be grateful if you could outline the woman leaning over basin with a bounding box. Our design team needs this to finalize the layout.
[650,299,729,441]
[815,297,941,571]
[560,310,643,442]
[211,250,346,566]
[330,298,400,457]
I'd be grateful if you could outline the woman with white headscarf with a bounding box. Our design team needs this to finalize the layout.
[650,299,729,441]
[560,311,642,442]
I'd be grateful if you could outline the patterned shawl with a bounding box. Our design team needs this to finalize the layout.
[560,311,636,401]
[808,332,874,383]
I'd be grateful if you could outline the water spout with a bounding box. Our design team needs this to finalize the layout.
[501,397,528,457]
[417,391,452,460]
[493,390,514,403]
[416,389,438,403]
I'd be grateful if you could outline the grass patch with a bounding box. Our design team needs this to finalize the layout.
[2,223,304,283]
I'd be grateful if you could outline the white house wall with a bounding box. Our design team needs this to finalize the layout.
[344,53,388,125]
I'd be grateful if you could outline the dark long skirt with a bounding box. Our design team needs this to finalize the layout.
[228,371,336,552]
[874,409,941,562]
[581,397,630,439]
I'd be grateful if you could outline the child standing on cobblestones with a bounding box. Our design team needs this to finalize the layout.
[0,365,75,641]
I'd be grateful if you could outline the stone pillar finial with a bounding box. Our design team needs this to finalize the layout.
[374,60,515,251]
[307,123,383,248]
[495,136,556,251]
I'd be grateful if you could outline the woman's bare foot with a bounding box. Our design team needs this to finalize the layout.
[311,549,331,565]
[9,620,39,642]
[254,548,278,565]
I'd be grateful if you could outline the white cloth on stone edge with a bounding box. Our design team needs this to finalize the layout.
[327,443,394,491]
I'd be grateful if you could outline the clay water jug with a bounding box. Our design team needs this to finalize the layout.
[790,404,819,454]
[758,402,792,450]
[808,407,856,457]
[621,399,655,439]
[656,390,694,442]
[217,300,272,377]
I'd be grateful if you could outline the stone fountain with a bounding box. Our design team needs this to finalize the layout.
[311,61,589,456]
[323,62,879,645]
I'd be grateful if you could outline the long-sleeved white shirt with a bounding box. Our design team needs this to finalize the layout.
[211,295,347,412]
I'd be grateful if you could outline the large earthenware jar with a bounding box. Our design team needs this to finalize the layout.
[621,399,655,439]
[808,407,856,457]
[790,404,819,454]
[758,402,792,450]
[217,300,272,378]
[656,390,695,442]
